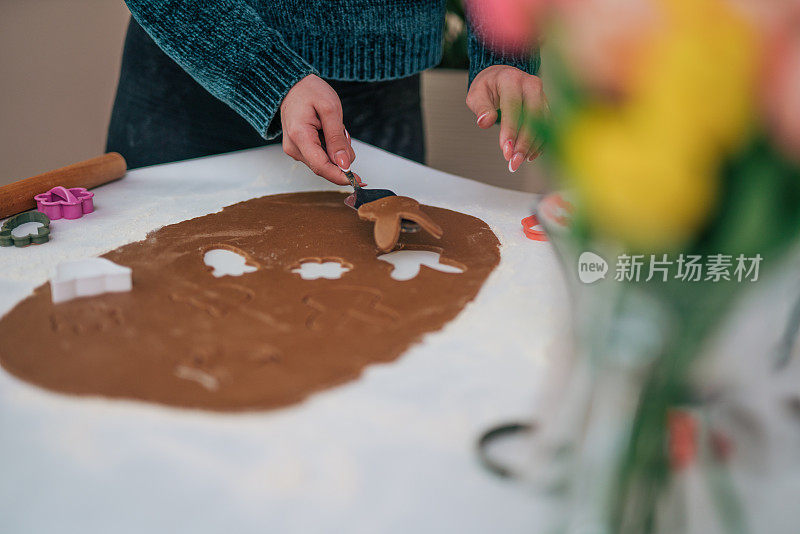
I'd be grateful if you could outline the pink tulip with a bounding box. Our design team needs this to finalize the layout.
[555,0,658,97]
[762,22,800,160]
[728,0,800,31]
[464,0,552,54]
[734,0,800,160]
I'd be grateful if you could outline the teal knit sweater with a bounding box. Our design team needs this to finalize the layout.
[124,0,540,139]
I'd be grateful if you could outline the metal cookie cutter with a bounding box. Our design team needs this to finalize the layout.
[35,186,94,220]
[343,171,420,233]
[0,211,51,247]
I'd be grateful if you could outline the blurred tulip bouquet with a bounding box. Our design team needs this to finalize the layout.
[470,0,800,249]
[468,0,800,532]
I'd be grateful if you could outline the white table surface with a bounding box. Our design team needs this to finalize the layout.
[0,142,569,533]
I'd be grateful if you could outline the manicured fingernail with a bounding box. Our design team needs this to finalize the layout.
[477,112,490,126]
[344,128,350,140]
[334,150,350,171]
[509,152,524,173]
[503,140,514,161]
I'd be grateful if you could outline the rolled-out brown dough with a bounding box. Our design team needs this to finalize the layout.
[0,192,500,411]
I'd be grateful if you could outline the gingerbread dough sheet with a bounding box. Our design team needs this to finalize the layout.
[0,192,500,411]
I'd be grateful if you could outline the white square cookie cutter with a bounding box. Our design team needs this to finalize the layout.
[50,258,132,304]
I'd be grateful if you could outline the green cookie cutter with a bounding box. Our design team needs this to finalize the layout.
[0,211,51,247]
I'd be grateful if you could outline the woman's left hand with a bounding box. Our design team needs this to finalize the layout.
[466,65,547,172]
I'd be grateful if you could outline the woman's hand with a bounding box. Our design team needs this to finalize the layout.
[466,65,547,172]
[280,74,361,185]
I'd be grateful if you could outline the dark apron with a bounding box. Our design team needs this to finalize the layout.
[107,20,425,169]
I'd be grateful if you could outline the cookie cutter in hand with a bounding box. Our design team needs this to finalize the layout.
[0,211,51,247]
[343,171,420,233]
[34,186,94,220]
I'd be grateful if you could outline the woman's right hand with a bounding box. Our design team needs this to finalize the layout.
[280,74,361,185]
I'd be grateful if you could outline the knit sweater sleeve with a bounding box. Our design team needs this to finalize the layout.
[464,15,541,86]
[124,0,317,139]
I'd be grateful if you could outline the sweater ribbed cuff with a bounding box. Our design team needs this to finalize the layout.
[467,34,541,86]
[233,40,317,140]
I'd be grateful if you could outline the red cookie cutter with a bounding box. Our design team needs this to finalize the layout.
[521,215,548,241]
[34,186,94,220]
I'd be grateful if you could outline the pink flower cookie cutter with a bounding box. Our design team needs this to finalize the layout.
[34,186,94,220]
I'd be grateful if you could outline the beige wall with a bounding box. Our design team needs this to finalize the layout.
[0,1,130,184]
[422,69,546,193]
[0,1,545,193]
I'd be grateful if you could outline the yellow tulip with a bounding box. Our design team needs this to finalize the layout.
[561,0,760,249]
[564,108,716,249]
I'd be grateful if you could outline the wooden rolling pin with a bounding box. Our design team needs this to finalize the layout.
[0,153,127,220]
